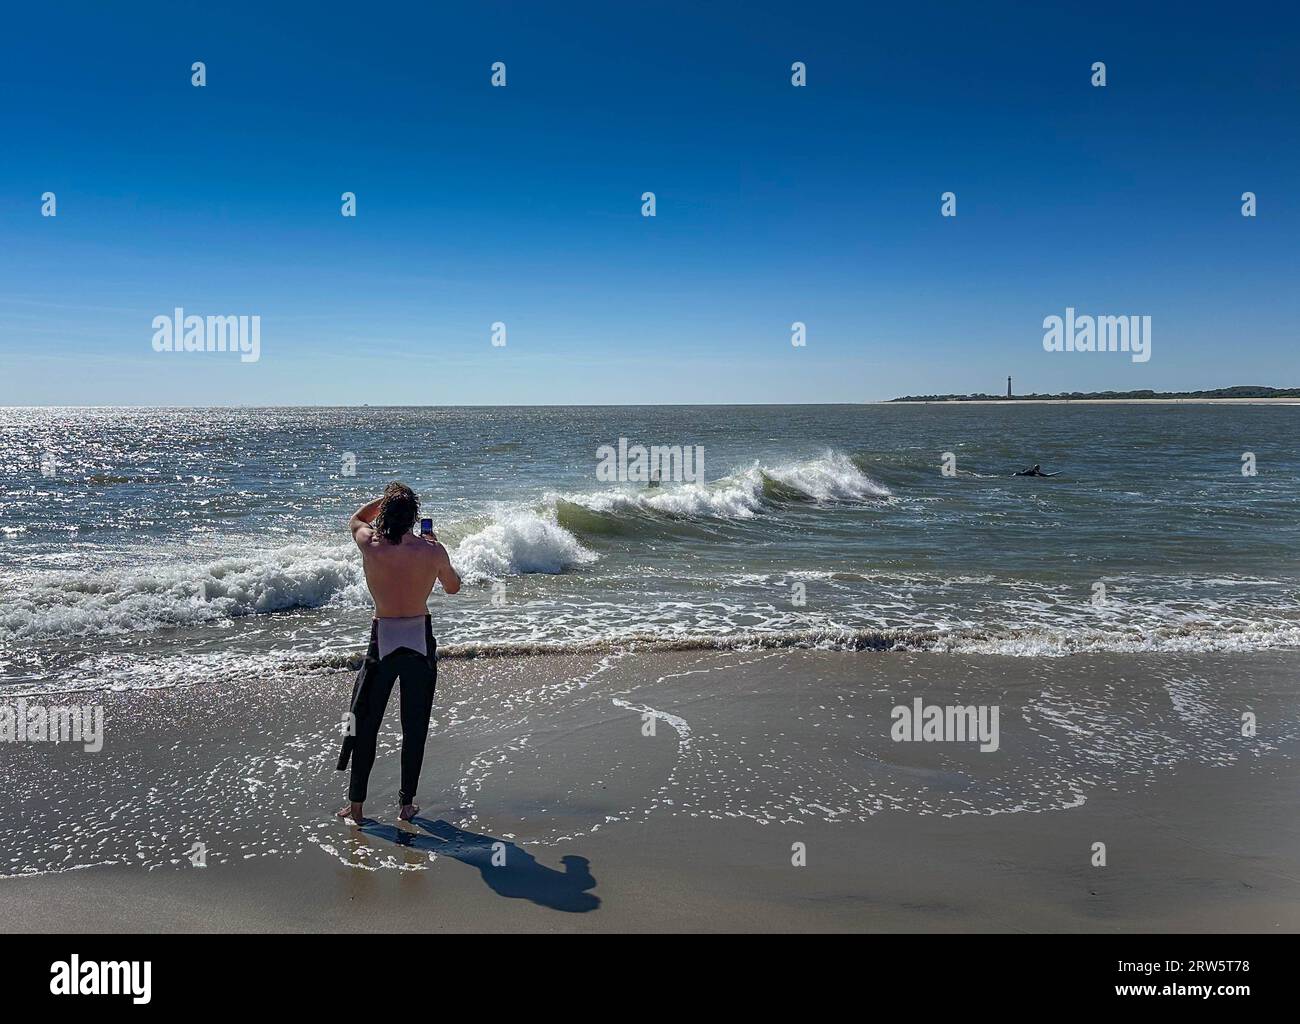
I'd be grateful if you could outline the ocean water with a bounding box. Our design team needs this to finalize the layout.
[1,404,1298,694]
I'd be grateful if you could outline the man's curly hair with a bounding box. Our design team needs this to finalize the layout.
[373,481,420,544]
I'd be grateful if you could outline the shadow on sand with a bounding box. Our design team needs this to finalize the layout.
[361,817,600,913]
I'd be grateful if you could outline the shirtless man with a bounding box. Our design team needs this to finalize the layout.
[337,482,460,825]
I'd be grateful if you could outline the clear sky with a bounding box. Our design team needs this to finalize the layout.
[2,1,1296,405]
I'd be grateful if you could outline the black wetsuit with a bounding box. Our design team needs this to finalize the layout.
[337,616,437,805]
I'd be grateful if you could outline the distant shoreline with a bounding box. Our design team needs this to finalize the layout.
[888,386,1300,405]
[885,397,1300,406]
[4,397,1299,410]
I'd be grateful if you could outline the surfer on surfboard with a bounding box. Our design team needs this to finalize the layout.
[1014,464,1060,477]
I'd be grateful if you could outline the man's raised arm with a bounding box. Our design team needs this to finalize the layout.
[349,498,383,543]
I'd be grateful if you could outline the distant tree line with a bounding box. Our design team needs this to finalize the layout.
[889,386,1300,402]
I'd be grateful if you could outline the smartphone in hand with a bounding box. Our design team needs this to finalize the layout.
[419,518,435,540]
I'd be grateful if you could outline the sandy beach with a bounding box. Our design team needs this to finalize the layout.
[5,647,1298,932]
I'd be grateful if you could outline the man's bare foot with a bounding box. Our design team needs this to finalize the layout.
[336,802,364,825]
[398,803,419,822]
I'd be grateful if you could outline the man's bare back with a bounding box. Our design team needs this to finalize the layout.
[350,496,460,615]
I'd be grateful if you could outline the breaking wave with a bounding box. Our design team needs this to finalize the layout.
[0,509,599,639]
[0,452,936,643]
[0,543,370,640]
[551,450,891,531]
[450,510,597,583]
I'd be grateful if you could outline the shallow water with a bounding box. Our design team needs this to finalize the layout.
[3,649,1296,879]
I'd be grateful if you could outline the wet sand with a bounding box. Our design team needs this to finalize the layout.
[3,649,1299,931]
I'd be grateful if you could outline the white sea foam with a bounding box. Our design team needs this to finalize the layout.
[0,511,599,638]
[555,476,767,519]
[450,509,597,582]
[552,450,891,520]
[764,450,892,500]
[930,622,1300,657]
[0,542,370,640]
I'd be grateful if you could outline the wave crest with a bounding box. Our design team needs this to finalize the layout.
[450,510,598,582]
[550,450,890,528]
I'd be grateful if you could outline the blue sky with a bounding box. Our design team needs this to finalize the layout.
[1,1,1296,404]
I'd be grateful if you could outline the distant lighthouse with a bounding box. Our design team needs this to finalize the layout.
[1007,376,1012,399]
